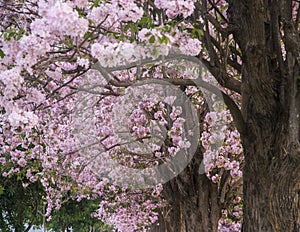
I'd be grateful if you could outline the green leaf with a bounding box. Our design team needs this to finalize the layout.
[161,34,170,44]
[119,34,126,42]
[139,16,153,28]
[76,8,84,16]
[124,23,131,32]
[88,18,94,25]
[65,38,74,48]
[196,29,204,37]
[91,0,101,8]
[84,31,91,40]
[16,28,25,40]
[0,185,4,195]
[4,29,16,41]
[162,25,171,33]
[153,47,158,57]
[131,24,139,35]
[0,49,5,58]
[191,28,204,39]
[140,16,150,24]
[149,35,155,44]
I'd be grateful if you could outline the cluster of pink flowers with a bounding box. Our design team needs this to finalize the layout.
[91,42,141,67]
[94,187,165,232]
[0,67,23,99]
[178,37,202,56]
[109,92,192,170]
[201,108,243,182]
[88,0,143,28]
[200,106,243,229]
[154,0,196,18]
[218,196,243,232]
[36,1,89,38]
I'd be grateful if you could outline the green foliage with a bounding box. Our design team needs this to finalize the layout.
[0,176,44,232]
[0,174,113,231]
[0,185,4,195]
[191,28,204,38]
[0,49,5,58]
[139,16,154,29]
[90,0,101,9]
[45,199,114,232]
[149,35,156,44]
[3,28,26,41]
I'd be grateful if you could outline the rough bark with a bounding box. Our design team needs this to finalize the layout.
[227,0,300,231]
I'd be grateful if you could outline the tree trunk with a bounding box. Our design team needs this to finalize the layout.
[242,133,300,231]
[228,0,300,231]
[149,147,221,232]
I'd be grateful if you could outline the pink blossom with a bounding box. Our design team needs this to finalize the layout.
[17,158,27,167]
[2,172,8,177]
[0,157,6,166]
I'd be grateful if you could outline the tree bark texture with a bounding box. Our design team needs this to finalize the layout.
[228,0,300,231]
[149,147,221,232]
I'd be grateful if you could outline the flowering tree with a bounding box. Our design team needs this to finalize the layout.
[0,1,299,232]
